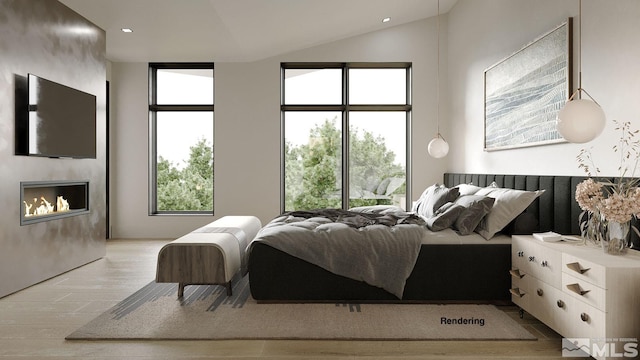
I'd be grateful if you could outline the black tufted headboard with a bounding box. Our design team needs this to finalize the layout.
[443,173,640,250]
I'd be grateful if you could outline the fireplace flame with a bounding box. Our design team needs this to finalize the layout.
[23,195,70,217]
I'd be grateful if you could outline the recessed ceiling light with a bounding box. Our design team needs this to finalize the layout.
[382,17,391,23]
[121,28,133,33]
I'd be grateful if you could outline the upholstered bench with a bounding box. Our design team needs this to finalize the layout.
[155,215,262,297]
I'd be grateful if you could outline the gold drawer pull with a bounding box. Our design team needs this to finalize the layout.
[510,288,525,298]
[509,269,525,279]
[566,283,591,296]
[557,300,565,308]
[536,288,544,296]
[566,262,590,274]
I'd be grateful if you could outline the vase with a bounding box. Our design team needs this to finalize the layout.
[580,211,605,246]
[602,221,630,255]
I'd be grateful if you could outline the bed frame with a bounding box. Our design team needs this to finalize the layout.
[248,173,639,303]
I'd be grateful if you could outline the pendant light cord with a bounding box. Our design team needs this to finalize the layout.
[578,0,582,98]
[571,0,600,105]
[436,0,443,139]
[428,0,448,157]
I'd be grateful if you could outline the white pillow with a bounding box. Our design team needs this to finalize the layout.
[455,183,483,196]
[475,182,499,196]
[412,184,459,218]
[475,187,545,240]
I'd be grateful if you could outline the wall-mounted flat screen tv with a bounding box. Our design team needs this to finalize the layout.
[18,74,97,159]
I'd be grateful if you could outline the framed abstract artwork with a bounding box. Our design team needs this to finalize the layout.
[484,18,573,151]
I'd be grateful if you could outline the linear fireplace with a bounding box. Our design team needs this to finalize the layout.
[20,180,89,225]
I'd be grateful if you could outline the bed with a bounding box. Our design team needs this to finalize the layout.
[247,173,640,303]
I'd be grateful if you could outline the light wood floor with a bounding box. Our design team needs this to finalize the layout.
[0,239,577,359]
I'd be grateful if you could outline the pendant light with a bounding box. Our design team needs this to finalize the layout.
[428,0,449,158]
[556,0,606,143]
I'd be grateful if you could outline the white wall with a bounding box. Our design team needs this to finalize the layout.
[447,0,640,177]
[112,0,640,239]
[110,17,447,238]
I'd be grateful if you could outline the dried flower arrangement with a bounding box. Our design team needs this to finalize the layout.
[575,120,640,249]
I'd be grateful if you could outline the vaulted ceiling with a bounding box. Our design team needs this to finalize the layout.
[59,0,457,62]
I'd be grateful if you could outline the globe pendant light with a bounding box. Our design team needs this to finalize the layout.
[556,0,606,143]
[428,134,449,158]
[557,90,606,143]
[428,0,449,158]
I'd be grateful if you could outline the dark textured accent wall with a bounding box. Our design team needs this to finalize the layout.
[0,0,106,298]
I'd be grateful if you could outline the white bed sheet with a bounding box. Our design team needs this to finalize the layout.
[419,228,511,245]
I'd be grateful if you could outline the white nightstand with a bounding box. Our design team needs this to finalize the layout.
[510,235,640,360]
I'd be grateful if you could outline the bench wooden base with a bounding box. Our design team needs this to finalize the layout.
[178,280,232,298]
[155,216,262,298]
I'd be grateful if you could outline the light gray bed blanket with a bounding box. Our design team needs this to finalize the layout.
[247,208,426,298]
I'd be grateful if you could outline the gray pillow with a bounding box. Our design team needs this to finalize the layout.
[426,203,465,231]
[414,185,460,218]
[452,195,496,235]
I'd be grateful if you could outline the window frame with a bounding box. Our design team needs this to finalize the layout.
[148,62,215,215]
[280,62,412,212]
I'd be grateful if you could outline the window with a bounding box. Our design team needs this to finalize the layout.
[149,63,214,214]
[282,63,411,212]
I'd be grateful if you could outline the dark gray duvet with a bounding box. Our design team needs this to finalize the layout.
[247,208,426,298]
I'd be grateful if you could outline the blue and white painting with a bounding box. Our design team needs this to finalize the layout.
[484,20,571,151]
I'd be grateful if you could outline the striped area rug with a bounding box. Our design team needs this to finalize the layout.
[66,277,536,341]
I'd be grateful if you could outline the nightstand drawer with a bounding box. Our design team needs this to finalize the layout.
[527,277,566,332]
[564,300,606,340]
[512,236,561,287]
[562,272,606,311]
[562,253,606,288]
